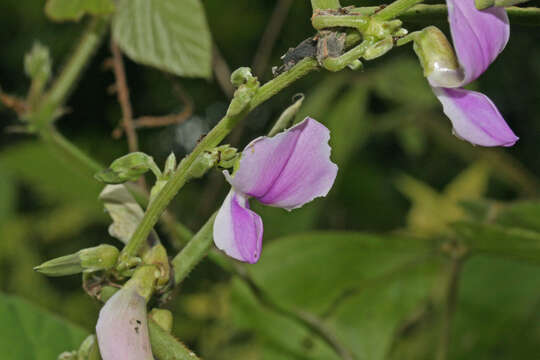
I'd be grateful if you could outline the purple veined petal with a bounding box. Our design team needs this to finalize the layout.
[447,0,509,86]
[256,118,338,210]
[432,86,518,147]
[227,117,338,211]
[213,190,263,263]
[96,287,154,360]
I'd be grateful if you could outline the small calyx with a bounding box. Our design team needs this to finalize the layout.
[34,244,119,277]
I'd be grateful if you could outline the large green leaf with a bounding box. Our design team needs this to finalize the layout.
[113,0,212,78]
[453,200,540,263]
[449,256,540,359]
[495,201,540,233]
[45,0,115,21]
[249,232,437,315]
[0,293,88,359]
[453,222,540,263]
[0,142,102,207]
[326,260,442,360]
[236,232,443,360]
[230,278,340,360]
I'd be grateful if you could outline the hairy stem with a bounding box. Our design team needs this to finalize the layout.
[171,213,217,285]
[374,0,424,21]
[118,58,319,267]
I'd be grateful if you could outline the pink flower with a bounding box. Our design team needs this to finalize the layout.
[96,287,154,360]
[429,0,518,147]
[213,117,338,263]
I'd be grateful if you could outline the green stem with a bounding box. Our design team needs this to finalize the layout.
[40,127,102,176]
[118,58,319,267]
[373,0,424,21]
[171,213,216,286]
[311,0,341,10]
[397,5,540,26]
[312,14,369,31]
[33,17,109,129]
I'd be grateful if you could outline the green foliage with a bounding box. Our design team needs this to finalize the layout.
[0,293,88,359]
[230,232,443,359]
[45,0,115,21]
[112,0,212,78]
[450,256,540,359]
[396,164,489,235]
[249,232,436,314]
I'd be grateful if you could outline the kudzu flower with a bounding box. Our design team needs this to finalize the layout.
[420,0,518,147]
[213,117,338,263]
[96,287,154,360]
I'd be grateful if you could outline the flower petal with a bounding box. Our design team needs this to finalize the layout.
[96,287,154,360]
[432,86,518,147]
[447,0,509,85]
[213,190,263,263]
[228,117,338,210]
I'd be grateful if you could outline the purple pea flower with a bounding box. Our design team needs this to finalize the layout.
[96,287,154,360]
[430,0,518,147]
[213,117,338,263]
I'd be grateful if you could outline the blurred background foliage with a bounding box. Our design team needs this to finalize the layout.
[0,0,539,359]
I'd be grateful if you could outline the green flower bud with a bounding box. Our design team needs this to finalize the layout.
[149,309,174,333]
[95,152,161,184]
[412,26,462,87]
[230,67,255,87]
[77,335,101,360]
[24,42,51,83]
[80,244,120,272]
[34,244,119,277]
[163,152,177,176]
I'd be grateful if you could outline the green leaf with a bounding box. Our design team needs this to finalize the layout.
[326,260,442,360]
[0,293,88,359]
[237,233,443,360]
[495,201,540,233]
[113,0,212,78]
[0,142,102,207]
[453,222,540,263]
[449,256,540,358]
[249,232,436,315]
[230,278,340,360]
[45,0,115,21]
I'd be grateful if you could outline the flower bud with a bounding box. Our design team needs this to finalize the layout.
[34,244,119,277]
[230,67,256,87]
[163,152,177,176]
[95,152,159,184]
[412,26,463,88]
[24,42,51,83]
